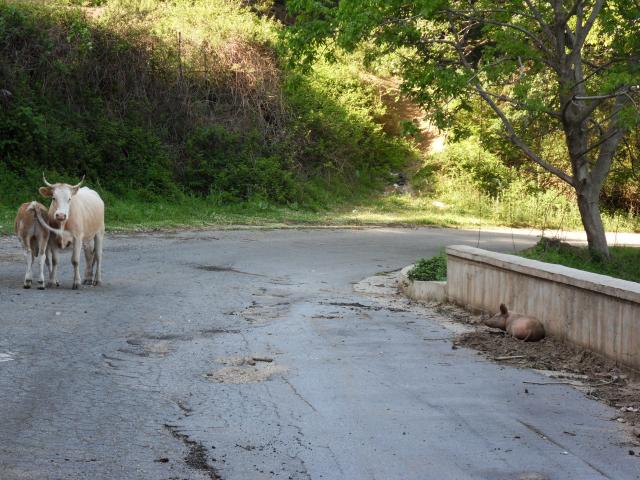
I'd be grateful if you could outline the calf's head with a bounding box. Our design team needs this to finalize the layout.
[39,175,84,222]
[482,303,509,330]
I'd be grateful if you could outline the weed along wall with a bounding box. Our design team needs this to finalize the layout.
[446,245,640,371]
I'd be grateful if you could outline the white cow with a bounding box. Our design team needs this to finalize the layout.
[38,175,105,289]
[14,201,50,289]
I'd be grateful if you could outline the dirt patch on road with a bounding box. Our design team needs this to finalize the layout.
[207,355,286,384]
[455,329,640,437]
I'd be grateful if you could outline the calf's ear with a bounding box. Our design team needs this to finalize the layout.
[499,304,508,315]
[39,186,53,198]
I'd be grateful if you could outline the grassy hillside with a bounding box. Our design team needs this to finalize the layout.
[0,0,416,232]
[0,0,637,236]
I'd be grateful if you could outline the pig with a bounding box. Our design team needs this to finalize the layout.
[483,304,545,342]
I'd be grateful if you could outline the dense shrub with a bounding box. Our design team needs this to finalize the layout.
[422,139,512,198]
[183,125,298,202]
[408,254,447,281]
[0,1,415,209]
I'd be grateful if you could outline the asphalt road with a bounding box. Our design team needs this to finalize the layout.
[0,227,638,480]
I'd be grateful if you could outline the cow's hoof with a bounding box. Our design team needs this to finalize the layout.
[92,280,101,287]
[82,279,92,285]
[23,283,31,289]
[37,281,45,290]
[72,283,79,290]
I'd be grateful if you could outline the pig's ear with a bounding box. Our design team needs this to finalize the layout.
[499,304,508,315]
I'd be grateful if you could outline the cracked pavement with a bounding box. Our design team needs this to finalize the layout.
[0,227,638,479]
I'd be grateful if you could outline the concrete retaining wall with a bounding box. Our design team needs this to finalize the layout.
[399,266,447,303]
[446,245,640,371]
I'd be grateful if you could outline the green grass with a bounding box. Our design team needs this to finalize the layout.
[519,238,640,283]
[3,190,639,236]
[408,253,447,281]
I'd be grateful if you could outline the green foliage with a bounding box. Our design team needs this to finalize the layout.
[286,0,640,256]
[520,238,640,283]
[0,0,415,215]
[408,253,447,281]
[284,61,414,182]
[423,139,512,198]
[183,125,298,203]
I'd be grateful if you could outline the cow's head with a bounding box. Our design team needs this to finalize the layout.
[39,175,84,223]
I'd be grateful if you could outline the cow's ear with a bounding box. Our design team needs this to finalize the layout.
[71,186,81,195]
[499,304,508,315]
[39,186,53,198]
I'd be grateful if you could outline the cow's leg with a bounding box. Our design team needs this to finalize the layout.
[48,244,60,287]
[45,246,52,277]
[82,239,94,285]
[92,232,103,286]
[36,235,48,290]
[22,240,33,289]
[71,239,82,290]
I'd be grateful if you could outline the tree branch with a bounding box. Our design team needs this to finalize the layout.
[573,85,639,123]
[483,90,562,118]
[591,95,631,187]
[575,0,604,51]
[522,0,556,43]
[450,33,574,186]
[446,10,554,58]
[474,84,574,186]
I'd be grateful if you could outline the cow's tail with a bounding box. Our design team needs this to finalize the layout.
[34,207,65,237]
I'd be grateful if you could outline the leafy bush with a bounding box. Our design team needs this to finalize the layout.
[425,139,512,198]
[183,125,298,203]
[0,1,415,211]
[408,254,447,281]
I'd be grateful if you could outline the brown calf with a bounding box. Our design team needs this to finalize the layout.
[14,201,50,289]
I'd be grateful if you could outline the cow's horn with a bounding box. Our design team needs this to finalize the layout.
[72,175,85,189]
[42,173,52,187]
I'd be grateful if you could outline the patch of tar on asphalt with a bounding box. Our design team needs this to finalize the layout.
[207,356,286,384]
[479,471,549,480]
[143,341,172,355]
[233,300,291,324]
[164,424,221,479]
[193,264,266,277]
[120,338,173,357]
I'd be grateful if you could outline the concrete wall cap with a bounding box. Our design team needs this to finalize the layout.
[446,245,640,304]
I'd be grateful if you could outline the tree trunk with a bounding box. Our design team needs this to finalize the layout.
[576,188,610,260]
[562,95,611,261]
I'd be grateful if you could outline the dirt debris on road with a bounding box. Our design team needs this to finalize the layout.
[454,327,640,434]
[207,356,286,384]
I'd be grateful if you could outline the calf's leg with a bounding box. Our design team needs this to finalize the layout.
[23,245,33,289]
[36,234,48,289]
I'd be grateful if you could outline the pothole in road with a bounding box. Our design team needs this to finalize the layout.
[119,329,240,358]
[207,356,287,384]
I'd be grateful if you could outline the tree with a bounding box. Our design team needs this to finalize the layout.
[286,0,639,258]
